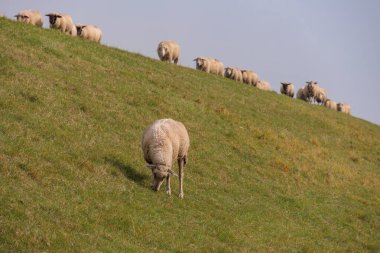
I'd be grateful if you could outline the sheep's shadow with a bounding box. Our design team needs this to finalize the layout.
[104,157,149,187]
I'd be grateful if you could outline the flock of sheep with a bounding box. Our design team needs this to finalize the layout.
[13,9,353,199]
[157,40,351,114]
[14,10,102,43]
[14,10,351,115]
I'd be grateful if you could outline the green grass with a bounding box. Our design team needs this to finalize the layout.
[0,17,379,252]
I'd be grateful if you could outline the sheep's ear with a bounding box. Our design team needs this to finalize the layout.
[168,169,178,177]
[56,15,62,18]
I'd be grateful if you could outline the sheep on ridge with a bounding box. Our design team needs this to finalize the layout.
[224,67,243,82]
[241,70,258,86]
[337,103,351,115]
[256,80,271,91]
[157,40,180,64]
[76,25,102,43]
[14,10,43,27]
[142,118,190,199]
[194,57,224,76]
[312,86,327,104]
[280,82,295,98]
[324,99,337,110]
[46,12,77,36]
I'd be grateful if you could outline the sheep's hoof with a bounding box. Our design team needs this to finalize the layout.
[166,190,171,196]
[178,193,184,199]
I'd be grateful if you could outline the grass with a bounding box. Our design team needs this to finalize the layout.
[0,17,379,252]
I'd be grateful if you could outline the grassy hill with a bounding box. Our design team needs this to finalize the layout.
[0,17,379,252]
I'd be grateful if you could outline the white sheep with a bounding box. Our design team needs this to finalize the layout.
[324,99,337,111]
[14,10,43,27]
[76,25,102,43]
[337,103,351,115]
[296,86,309,102]
[142,118,190,199]
[194,57,224,76]
[241,70,258,86]
[157,40,180,64]
[46,12,77,36]
[256,80,271,91]
[305,81,327,104]
[280,82,295,98]
[313,86,327,104]
[224,67,243,82]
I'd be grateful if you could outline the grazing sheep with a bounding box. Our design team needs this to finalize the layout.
[324,99,337,111]
[194,57,224,76]
[256,80,271,91]
[296,86,309,102]
[76,25,102,43]
[241,70,258,86]
[14,10,43,27]
[224,67,243,82]
[280,82,295,98]
[157,40,180,64]
[46,12,77,36]
[296,86,307,102]
[337,103,351,115]
[142,118,190,199]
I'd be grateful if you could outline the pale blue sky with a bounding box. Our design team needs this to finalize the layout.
[2,1,379,125]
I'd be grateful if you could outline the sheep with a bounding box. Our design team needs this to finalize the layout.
[224,67,243,82]
[296,86,308,102]
[157,40,180,64]
[194,57,224,76]
[305,81,327,104]
[76,25,102,43]
[337,103,351,115]
[256,80,271,91]
[312,86,327,104]
[241,70,258,86]
[14,10,43,27]
[142,118,190,199]
[280,82,295,98]
[46,12,77,36]
[324,99,337,111]
[305,81,318,102]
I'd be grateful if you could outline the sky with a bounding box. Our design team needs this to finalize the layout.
[1,0,380,125]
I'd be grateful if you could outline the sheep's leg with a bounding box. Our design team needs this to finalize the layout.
[178,158,184,199]
[166,176,171,195]
[174,58,178,65]
[151,174,155,189]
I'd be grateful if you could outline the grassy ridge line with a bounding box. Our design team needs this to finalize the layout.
[0,17,379,252]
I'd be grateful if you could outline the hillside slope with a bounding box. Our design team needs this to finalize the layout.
[0,17,379,252]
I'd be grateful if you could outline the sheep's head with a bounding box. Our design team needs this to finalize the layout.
[46,13,61,25]
[76,25,85,36]
[337,103,343,111]
[158,45,168,58]
[306,81,318,96]
[147,164,176,191]
[193,57,205,68]
[224,67,233,77]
